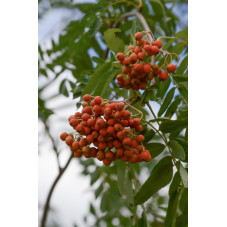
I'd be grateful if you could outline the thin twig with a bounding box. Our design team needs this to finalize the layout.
[43,120,62,172]
[40,153,74,227]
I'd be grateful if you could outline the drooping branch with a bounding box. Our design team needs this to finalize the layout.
[40,153,74,227]
[43,120,62,172]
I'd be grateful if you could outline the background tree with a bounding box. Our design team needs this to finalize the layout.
[38,0,188,226]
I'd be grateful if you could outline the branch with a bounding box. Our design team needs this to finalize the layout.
[40,153,74,227]
[43,120,62,172]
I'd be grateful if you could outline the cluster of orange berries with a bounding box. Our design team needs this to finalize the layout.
[116,32,177,90]
[60,95,151,166]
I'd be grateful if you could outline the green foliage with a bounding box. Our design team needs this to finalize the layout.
[134,156,173,205]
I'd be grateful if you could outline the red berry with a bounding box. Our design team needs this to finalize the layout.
[105,151,114,161]
[135,32,143,41]
[143,45,151,52]
[135,125,142,132]
[79,138,88,147]
[116,52,125,60]
[150,46,159,55]
[87,118,95,126]
[74,150,82,157]
[83,94,91,102]
[123,58,131,66]
[128,45,135,51]
[82,146,90,154]
[82,113,90,121]
[90,148,98,158]
[113,139,122,148]
[159,72,169,81]
[60,132,68,141]
[116,102,124,111]
[86,135,94,143]
[134,63,143,72]
[137,39,145,46]
[139,151,149,161]
[103,158,112,166]
[117,74,124,81]
[122,66,131,74]
[123,138,132,147]
[143,63,151,73]
[72,141,80,150]
[152,40,162,48]
[134,47,142,55]
[154,68,161,76]
[129,53,138,64]
[136,135,144,143]
[122,110,131,119]
[94,96,102,105]
[65,136,73,146]
[167,64,176,73]
[97,150,105,161]
[138,52,146,60]
[133,118,141,126]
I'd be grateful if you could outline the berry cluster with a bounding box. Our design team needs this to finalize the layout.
[116,31,177,90]
[60,95,151,166]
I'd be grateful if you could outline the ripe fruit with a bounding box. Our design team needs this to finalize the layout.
[152,40,162,48]
[135,32,143,41]
[60,132,68,141]
[83,94,91,102]
[167,64,176,73]
[60,95,152,165]
[159,71,169,81]
[116,52,125,60]
[65,136,73,146]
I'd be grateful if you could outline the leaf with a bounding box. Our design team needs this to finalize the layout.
[83,62,118,96]
[158,87,176,117]
[124,169,134,205]
[177,161,188,188]
[179,188,188,213]
[176,28,188,42]
[165,98,181,118]
[112,61,122,68]
[177,55,188,74]
[134,156,173,205]
[169,42,185,55]
[157,76,171,98]
[59,79,69,97]
[178,104,187,112]
[145,143,166,159]
[95,184,103,198]
[169,172,181,196]
[172,74,188,82]
[90,203,96,216]
[159,118,188,134]
[104,28,125,53]
[143,129,156,143]
[117,161,126,196]
[178,83,188,102]
[169,140,185,161]
[149,117,170,123]
[164,190,180,227]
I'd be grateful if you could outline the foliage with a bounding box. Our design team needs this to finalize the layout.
[38,0,188,226]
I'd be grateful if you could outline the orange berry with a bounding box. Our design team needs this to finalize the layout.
[60,132,68,141]
[152,40,162,48]
[135,32,143,41]
[83,94,91,102]
[65,136,73,146]
[159,72,169,81]
[116,52,125,60]
[167,64,176,73]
